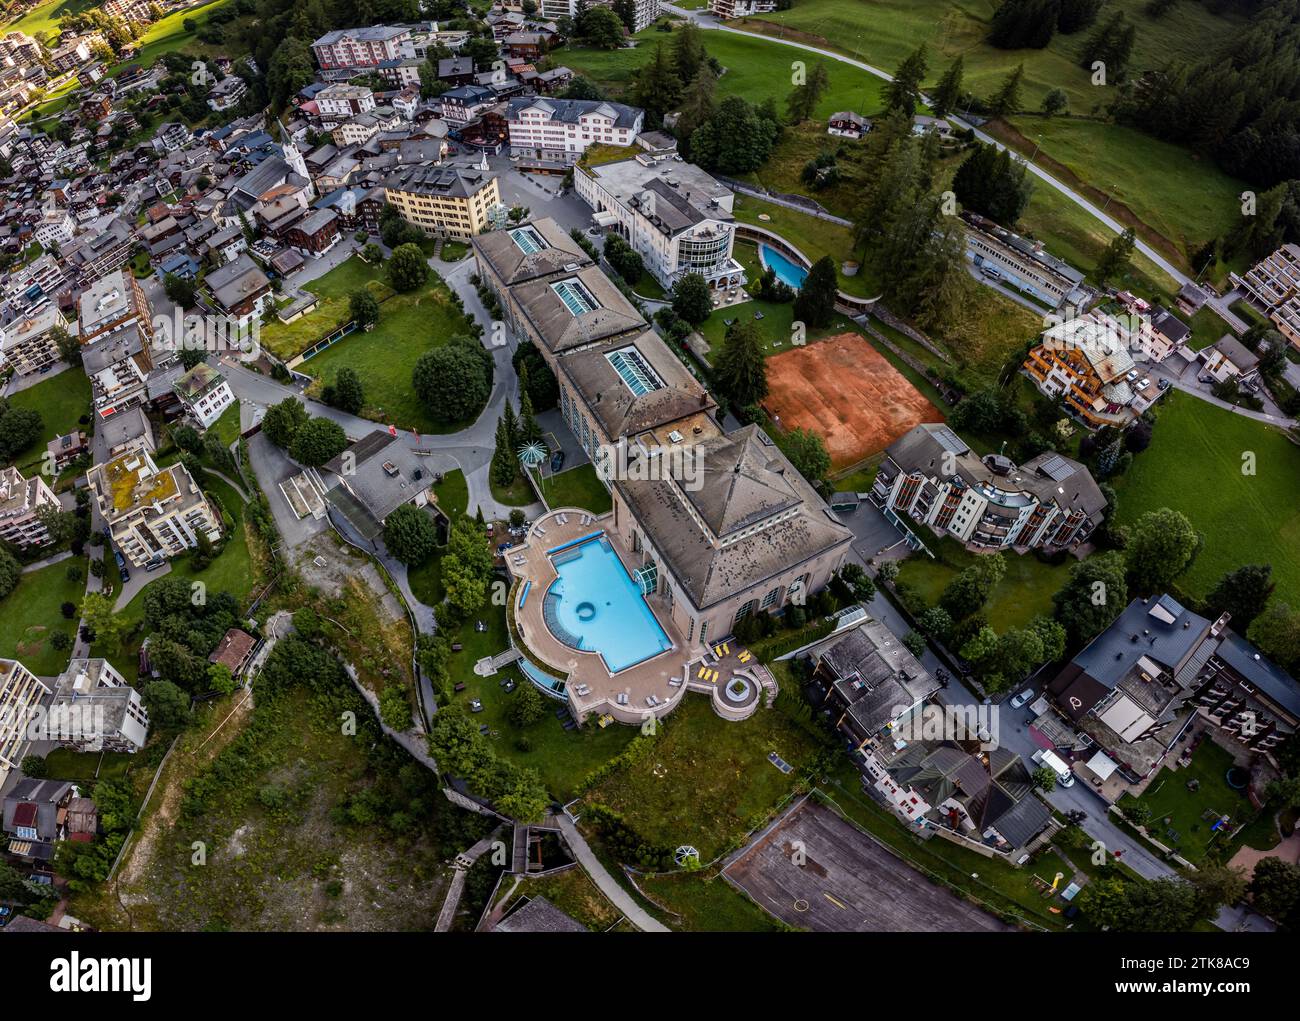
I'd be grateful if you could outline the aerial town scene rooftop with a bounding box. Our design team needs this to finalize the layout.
[0,0,1295,970]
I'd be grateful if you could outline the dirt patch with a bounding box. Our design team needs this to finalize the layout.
[764,332,944,468]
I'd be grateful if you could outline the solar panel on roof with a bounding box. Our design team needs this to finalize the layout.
[1038,453,1073,481]
[933,425,969,455]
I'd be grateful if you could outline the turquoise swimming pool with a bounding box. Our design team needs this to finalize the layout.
[759,243,808,289]
[543,535,672,673]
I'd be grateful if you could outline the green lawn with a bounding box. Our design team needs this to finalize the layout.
[491,472,536,508]
[696,242,863,359]
[261,257,393,360]
[1118,741,1265,865]
[634,870,782,931]
[709,1,1245,269]
[731,194,879,298]
[407,553,442,609]
[735,0,1243,116]
[109,0,239,73]
[1014,181,1180,302]
[206,400,242,451]
[430,468,469,520]
[580,689,823,859]
[896,535,1072,634]
[2,370,93,472]
[1112,391,1300,606]
[0,556,86,676]
[537,464,611,515]
[1186,305,1237,352]
[561,24,891,125]
[280,258,484,434]
[443,583,634,802]
[40,748,133,782]
[995,116,1245,265]
[3,0,97,38]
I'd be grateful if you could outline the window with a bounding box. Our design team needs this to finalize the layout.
[733,600,757,626]
[699,621,709,643]
[761,586,780,609]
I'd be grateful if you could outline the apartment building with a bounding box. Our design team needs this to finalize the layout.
[64,217,137,285]
[207,75,248,112]
[316,83,376,120]
[575,154,746,291]
[1022,312,1166,430]
[86,445,223,567]
[311,25,415,74]
[0,659,49,786]
[383,164,501,241]
[1236,243,1300,350]
[4,251,66,310]
[172,362,235,429]
[1049,594,1300,779]
[961,211,1088,310]
[709,0,777,18]
[83,321,155,419]
[33,209,75,249]
[542,0,661,31]
[0,302,69,376]
[439,84,498,128]
[78,268,154,348]
[506,97,643,166]
[872,423,1107,554]
[46,659,150,754]
[0,465,58,550]
[48,38,91,73]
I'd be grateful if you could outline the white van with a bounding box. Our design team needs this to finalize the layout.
[1032,748,1075,788]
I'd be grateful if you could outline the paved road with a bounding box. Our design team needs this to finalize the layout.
[554,811,670,932]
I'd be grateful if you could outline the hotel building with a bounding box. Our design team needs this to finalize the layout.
[575,154,746,292]
[872,423,1107,554]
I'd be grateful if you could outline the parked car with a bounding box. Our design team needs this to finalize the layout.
[470,698,484,713]
[0,906,11,927]
[550,449,565,473]
[114,550,129,582]
[1010,687,1035,709]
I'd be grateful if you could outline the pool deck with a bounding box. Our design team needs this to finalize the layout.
[510,508,693,725]
[509,508,775,725]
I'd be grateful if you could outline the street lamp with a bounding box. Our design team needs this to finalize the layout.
[1101,185,1119,213]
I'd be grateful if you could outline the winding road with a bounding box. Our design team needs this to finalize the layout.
[663,4,1256,335]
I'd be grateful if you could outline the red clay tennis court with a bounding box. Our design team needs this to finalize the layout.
[763,332,944,469]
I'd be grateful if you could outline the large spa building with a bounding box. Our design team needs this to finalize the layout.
[473,218,854,723]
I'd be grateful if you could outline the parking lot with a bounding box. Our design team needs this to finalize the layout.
[723,798,1011,932]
